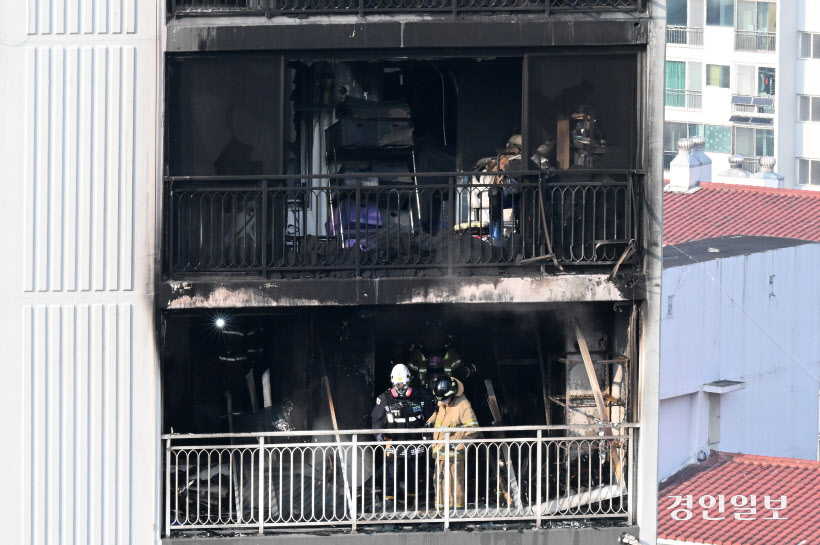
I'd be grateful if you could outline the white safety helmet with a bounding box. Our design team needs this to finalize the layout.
[390,364,412,387]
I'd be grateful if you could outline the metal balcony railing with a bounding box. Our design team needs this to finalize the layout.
[742,157,761,174]
[663,151,675,172]
[666,26,703,47]
[734,30,776,52]
[163,171,638,279]
[167,0,641,17]
[163,424,636,535]
[664,89,702,110]
[731,96,774,116]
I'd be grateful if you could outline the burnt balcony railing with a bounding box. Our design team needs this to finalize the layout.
[168,0,641,17]
[164,424,636,535]
[163,171,637,279]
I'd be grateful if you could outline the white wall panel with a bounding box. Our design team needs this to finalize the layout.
[3,1,158,544]
[24,45,137,293]
[22,304,134,545]
[27,0,139,35]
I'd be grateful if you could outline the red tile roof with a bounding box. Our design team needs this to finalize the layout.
[658,451,820,545]
[664,183,820,245]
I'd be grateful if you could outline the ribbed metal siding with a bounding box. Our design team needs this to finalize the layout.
[27,0,138,35]
[12,1,158,544]
[24,45,137,293]
[22,304,134,545]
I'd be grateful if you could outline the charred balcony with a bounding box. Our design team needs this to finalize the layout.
[161,304,641,538]
[162,54,645,308]
[164,172,638,278]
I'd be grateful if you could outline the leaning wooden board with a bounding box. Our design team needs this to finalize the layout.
[574,321,624,484]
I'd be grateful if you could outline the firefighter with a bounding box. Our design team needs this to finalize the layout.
[428,376,480,510]
[371,364,436,506]
[408,340,465,390]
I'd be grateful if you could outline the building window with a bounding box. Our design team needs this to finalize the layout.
[797,158,820,186]
[666,61,686,89]
[800,33,820,59]
[706,65,730,88]
[734,127,773,157]
[737,0,776,33]
[668,0,687,26]
[704,125,731,154]
[798,95,820,122]
[757,67,775,96]
[736,66,774,96]
[706,0,733,26]
[665,61,702,108]
[664,122,703,169]
[664,122,703,151]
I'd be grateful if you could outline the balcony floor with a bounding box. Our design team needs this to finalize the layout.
[163,525,638,544]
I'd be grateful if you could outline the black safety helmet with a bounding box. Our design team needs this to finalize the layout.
[433,377,457,402]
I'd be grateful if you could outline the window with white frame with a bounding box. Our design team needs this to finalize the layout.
[799,33,820,59]
[797,158,820,186]
[668,0,687,26]
[736,65,757,95]
[798,95,820,123]
[734,65,775,96]
[665,61,703,108]
[733,127,773,158]
[706,64,730,88]
[664,122,703,152]
[704,125,731,154]
[736,65,776,96]
[706,0,733,26]
[757,67,775,95]
[737,0,776,33]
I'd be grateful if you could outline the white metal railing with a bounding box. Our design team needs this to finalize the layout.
[667,26,704,47]
[665,89,702,110]
[742,157,761,174]
[734,30,776,52]
[163,424,637,535]
[731,98,775,116]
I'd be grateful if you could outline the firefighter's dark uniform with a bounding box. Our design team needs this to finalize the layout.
[371,386,436,502]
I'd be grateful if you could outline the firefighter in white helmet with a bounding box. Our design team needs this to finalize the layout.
[371,363,436,507]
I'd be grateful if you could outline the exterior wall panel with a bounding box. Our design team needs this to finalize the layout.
[22,304,134,545]
[2,1,158,544]
[27,0,138,35]
[24,45,137,294]
[659,243,820,481]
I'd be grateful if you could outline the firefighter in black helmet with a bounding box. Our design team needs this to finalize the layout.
[427,376,480,510]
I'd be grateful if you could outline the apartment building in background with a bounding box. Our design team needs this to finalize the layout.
[663,0,820,190]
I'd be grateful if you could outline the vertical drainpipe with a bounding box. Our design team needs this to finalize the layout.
[637,1,666,543]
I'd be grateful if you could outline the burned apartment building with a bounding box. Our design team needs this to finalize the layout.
[2,1,664,545]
